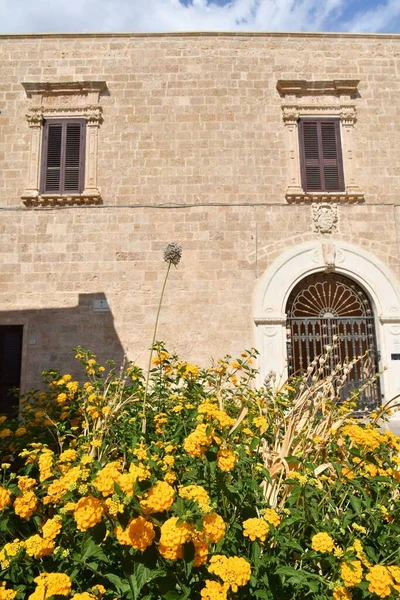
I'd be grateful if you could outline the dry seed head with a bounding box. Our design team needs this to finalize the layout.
[163,242,182,266]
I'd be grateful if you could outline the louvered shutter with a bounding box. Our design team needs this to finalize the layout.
[41,120,86,194]
[299,119,344,192]
[43,124,62,192]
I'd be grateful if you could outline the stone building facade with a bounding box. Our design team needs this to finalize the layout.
[1,31,400,429]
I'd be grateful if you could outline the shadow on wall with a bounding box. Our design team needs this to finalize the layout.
[0,293,125,415]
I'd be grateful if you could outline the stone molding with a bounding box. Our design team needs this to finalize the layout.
[253,240,400,422]
[379,316,400,324]
[277,79,364,203]
[285,190,365,204]
[22,81,107,97]
[277,79,360,97]
[286,192,364,204]
[23,193,103,207]
[21,81,107,206]
[253,317,287,325]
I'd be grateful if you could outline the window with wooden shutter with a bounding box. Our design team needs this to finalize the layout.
[41,119,86,194]
[298,119,345,193]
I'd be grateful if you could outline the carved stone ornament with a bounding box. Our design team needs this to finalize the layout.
[26,106,44,127]
[321,243,336,272]
[21,81,107,206]
[312,203,338,234]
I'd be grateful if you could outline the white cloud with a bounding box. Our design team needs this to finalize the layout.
[0,0,398,34]
[344,0,400,33]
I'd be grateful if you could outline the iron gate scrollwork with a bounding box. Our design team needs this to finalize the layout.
[286,273,381,410]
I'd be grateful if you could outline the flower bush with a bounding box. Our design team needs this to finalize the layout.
[0,344,399,599]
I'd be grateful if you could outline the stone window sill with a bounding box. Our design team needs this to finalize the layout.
[21,192,102,207]
[285,190,365,204]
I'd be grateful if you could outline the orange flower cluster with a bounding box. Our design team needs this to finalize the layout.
[243,518,269,542]
[200,580,228,600]
[73,496,105,532]
[115,516,155,551]
[311,532,335,553]
[0,486,11,511]
[179,484,212,513]
[14,491,38,519]
[29,573,71,600]
[25,534,55,559]
[208,555,251,592]
[197,402,235,429]
[183,424,213,458]
[0,582,17,600]
[365,565,400,598]
[216,449,236,472]
[140,481,175,514]
[340,560,363,588]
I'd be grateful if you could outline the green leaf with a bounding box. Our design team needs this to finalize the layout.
[252,541,261,566]
[275,565,303,583]
[104,573,125,593]
[131,563,149,600]
[0,518,8,532]
[284,540,304,552]
[81,538,108,564]
[349,495,362,516]
[254,591,271,599]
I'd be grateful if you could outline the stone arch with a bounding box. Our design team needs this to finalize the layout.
[253,240,400,430]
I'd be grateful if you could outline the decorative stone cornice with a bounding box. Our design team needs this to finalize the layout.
[22,81,107,98]
[22,192,102,207]
[286,192,364,204]
[277,79,360,97]
[25,105,103,126]
[282,104,357,124]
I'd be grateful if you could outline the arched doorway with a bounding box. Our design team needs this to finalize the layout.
[285,272,380,409]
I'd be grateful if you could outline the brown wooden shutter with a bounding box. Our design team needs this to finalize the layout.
[41,119,86,194]
[299,119,344,192]
[43,123,62,192]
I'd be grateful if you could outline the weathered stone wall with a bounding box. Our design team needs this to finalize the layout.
[1,32,400,390]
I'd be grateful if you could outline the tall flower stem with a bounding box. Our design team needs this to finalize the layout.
[141,261,172,435]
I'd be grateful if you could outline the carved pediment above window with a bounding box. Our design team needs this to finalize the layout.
[22,80,107,101]
[277,79,360,97]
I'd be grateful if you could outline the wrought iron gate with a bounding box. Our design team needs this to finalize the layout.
[286,273,381,410]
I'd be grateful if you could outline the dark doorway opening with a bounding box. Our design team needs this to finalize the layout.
[0,326,23,416]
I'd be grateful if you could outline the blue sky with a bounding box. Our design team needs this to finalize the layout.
[0,0,399,34]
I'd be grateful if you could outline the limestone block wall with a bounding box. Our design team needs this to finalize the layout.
[0,32,400,397]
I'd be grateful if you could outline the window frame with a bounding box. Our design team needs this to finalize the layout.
[22,81,106,206]
[298,117,345,194]
[40,118,86,196]
[277,79,364,203]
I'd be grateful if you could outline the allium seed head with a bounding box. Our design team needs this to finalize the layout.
[163,242,182,266]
